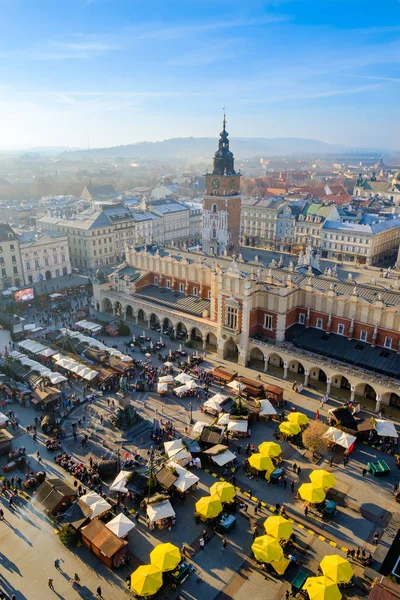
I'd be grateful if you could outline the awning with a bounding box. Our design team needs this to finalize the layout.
[169,461,199,492]
[157,383,168,393]
[259,400,277,416]
[106,513,135,538]
[90,498,112,519]
[212,449,236,466]
[192,421,208,434]
[158,375,174,384]
[110,470,131,493]
[227,419,248,433]
[323,427,356,449]
[146,500,175,523]
[174,384,189,397]
[376,419,398,438]
[227,380,246,393]
[175,373,193,384]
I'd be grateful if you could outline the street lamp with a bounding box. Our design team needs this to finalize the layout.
[189,401,194,424]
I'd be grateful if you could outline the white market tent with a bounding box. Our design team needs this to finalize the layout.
[146,500,175,523]
[217,413,230,426]
[75,320,102,333]
[259,400,277,416]
[54,355,98,381]
[175,373,193,384]
[174,384,190,397]
[227,380,246,394]
[106,513,135,538]
[49,293,63,299]
[164,439,185,457]
[169,461,199,492]
[10,350,68,384]
[110,470,131,493]
[0,412,8,426]
[376,419,398,438]
[192,421,208,434]
[39,347,57,358]
[204,394,227,412]
[166,449,191,465]
[90,498,112,519]
[60,328,131,362]
[157,382,169,393]
[81,491,103,507]
[323,426,357,449]
[227,419,248,433]
[212,449,236,466]
[158,375,174,384]
[186,380,198,390]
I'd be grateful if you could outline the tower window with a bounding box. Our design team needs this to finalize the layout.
[212,228,217,239]
[226,306,238,329]
[212,204,217,213]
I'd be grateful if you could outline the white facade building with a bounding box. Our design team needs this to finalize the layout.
[19,232,71,283]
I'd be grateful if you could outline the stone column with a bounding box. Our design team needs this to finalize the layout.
[326,377,332,395]
[173,325,177,338]
[147,318,151,330]
[375,394,382,413]
[264,355,268,372]
[202,337,207,350]
[304,369,309,387]
[350,386,356,402]
[283,361,288,380]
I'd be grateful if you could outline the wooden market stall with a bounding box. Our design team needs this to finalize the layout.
[211,367,237,384]
[81,519,128,569]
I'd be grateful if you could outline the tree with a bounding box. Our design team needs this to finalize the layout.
[58,524,79,547]
[302,421,329,456]
[118,321,130,336]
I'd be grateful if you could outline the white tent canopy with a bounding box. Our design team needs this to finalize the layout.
[376,419,398,438]
[147,500,175,523]
[227,419,248,433]
[259,400,277,416]
[158,375,174,384]
[81,491,103,507]
[204,395,226,411]
[55,356,98,381]
[75,320,102,333]
[217,413,230,426]
[90,498,112,519]
[157,382,168,393]
[110,470,131,493]
[60,328,131,362]
[0,412,8,426]
[192,421,208,434]
[323,426,356,449]
[106,513,135,538]
[174,384,190,397]
[164,439,185,458]
[169,461,199,492]
[227,380,246,393]
[175,373,193,384]
[10,350,67,384]
[212,449,236,466]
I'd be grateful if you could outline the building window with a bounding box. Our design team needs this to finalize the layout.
[179,283,184,293]
[45,258,49,266]
[316,318,323,329]
[226,306,238,329]
[337,323,344,335]
[360,330,367,342]
[13,267,18,275]
[193,287,198,296]
[299,313,306,325]
[384,336,392,349]
[212,203,217,213]
[154,276,159,285]
[166,280,170,289]
[264,314,273,330]
[212,228,217,239]
[26,261,30,270]
[207,290,211,299]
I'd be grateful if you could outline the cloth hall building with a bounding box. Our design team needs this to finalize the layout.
[94,244,400,413]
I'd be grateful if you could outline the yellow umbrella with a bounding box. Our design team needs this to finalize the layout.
[287,412,309,426]
[310,470,336,490]
[298,483,326,504]
[150,543,181,572]
[130,564,163,597]
[304,576,342,600]
[195,495,223,518]
[210,481,236,503]
[264,515,293,540]
[249,453,274,472]
[320,555,354,584]
[279,421,301,436]
[252,534,283,563]
[259,441,282,457]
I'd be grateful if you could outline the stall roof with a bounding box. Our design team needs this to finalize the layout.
[146,500,175,523]
[212,449,236,466]
[106,513,135,538]
[376,419,398,438]
[259,400,277,416]
[35,478,76,513]
[81,519,127,558]
[204,444,229,456]
[156,466,178,490]
[200,427,224,446]
[109,470,131,493]
[169,461,200,492]
[323,426,357,449]
[227,419,248,433]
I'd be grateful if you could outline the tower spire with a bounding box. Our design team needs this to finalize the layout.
[223,106,226,130]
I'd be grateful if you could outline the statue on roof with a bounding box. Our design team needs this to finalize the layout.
[370,171,377,182]
[356,172,365,187]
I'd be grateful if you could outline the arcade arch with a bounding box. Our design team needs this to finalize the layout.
[224,338,239,362]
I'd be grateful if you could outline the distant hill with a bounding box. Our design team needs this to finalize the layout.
[60,137,347,160]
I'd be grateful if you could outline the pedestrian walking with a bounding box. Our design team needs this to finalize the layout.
[304,505,308,517]
[48,578,54,590]
[291,481,295,493]
[362,468,367,477]
[254,505,258,515]
[283,478,287,489]
[285,591,290,600]
[293,463,297,473]
[329,457,333,467]
[315,409,320,420]
[199,537,205,550]
[221,537,227,550]
[135,511,140,523]
[297,466,301,476]
[54,559,61,570]
[373,532,379,545]
[96,586,103,598]
[0,509,4,520]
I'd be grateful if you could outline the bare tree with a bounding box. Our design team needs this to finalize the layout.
[302,421,329,456]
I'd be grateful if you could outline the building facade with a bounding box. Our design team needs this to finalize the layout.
[241,197,294,249]
[294,203,340,248]
[202,116,242,256]
[94,245,400,411]
[0,223,24,290]
[354,172,400,204]
[19,232,71,283]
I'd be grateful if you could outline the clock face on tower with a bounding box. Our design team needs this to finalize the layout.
[212,178,220,190]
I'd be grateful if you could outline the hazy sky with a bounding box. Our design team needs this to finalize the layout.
[0,0,399,149]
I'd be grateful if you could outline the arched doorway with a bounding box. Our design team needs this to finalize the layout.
[287,360,305,382]
[224,338,238,362]
[176,322,187,340]
[355,383,376,401]
[45,270,52,280]
[190,327,203,348]
[308,367,327,391]
[137,309,147,326]
[162,318,174,335]
[268,353,284,377]
[126,305,134,320]
[249,347,265,371]
[205,332,217,352]
[103,298,113,314]
[150,314,161,331]
[382,392,400,407]
[114,301,123,318]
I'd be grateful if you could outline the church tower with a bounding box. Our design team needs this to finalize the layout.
[202,113,241,256]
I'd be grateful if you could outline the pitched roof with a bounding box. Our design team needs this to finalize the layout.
[81,519,127,557]
[0,223,18,242]
[134,285,210,316]
[83,184,116,199]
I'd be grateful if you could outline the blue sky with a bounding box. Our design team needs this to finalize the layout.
[0,0,399,149]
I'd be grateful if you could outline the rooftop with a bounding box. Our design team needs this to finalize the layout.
[134,284,210,316]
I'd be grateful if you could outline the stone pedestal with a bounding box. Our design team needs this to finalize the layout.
[117,391,130,408]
